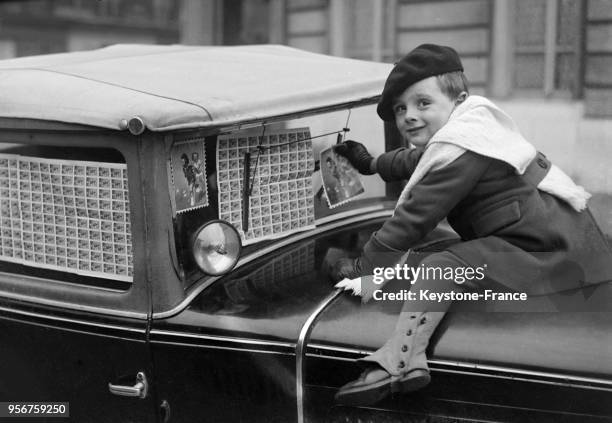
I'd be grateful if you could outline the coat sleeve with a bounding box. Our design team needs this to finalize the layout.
[374,147,424,182]
[365,151,493,257]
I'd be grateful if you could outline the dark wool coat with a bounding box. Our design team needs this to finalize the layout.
[363,147,612,295]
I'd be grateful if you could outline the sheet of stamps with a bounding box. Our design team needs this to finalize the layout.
[319,146,365,208]
[217,128,315,245]
[0,154,133,282]
[169,139,208,214]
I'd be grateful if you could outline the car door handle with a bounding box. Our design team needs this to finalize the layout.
[108,371,148,399]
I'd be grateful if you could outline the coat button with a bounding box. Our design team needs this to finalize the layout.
[401,345,408,352]
[398,361,405,368]
[406,329,412,336]
[537,158,548,169]
[420,317,427,324]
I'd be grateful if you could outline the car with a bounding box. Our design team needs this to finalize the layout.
[0,44,610,423]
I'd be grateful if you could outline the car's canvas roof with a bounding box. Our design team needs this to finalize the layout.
[0,44,393,132]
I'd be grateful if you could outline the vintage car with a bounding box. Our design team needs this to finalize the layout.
[0,44,610,423]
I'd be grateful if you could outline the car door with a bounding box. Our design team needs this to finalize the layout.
[0,133,158,422]
[0,302,156,422]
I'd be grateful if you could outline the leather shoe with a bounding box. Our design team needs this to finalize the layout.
[391,369,431,393]
[334,365,392,406]
[335,367,431,406]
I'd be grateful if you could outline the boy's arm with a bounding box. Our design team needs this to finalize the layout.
[373,147,424,182]
[329,151,493,283]
[334,141,422,180]
[368,150,491,254]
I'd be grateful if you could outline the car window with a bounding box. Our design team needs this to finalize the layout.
[0,143,132,290]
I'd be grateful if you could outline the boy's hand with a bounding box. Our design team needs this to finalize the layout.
[329,257,364,283]
[334,140,375,175]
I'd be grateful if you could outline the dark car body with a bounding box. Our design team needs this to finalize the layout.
[0,44,610,423]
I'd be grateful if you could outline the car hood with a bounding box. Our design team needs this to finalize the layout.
[309,282,612,379]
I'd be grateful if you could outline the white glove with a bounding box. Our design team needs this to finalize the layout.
[335,276,379,303]
[335,277,363,296]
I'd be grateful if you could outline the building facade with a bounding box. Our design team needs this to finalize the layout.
[0,0,181,57]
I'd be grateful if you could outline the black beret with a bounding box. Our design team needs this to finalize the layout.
[377,44,463,121]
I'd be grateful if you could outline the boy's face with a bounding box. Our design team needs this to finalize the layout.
[392,76,459,147]
[326,159,336,171]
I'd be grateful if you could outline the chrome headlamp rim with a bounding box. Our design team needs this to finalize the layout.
[191,219,242,276]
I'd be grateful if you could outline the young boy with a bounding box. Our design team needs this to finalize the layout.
[330,44,612,406]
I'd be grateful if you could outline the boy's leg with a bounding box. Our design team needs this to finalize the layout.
[337,251,479,405]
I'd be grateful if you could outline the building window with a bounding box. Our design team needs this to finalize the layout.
[344,0,396,62]
[285,0,329,53]
[223,0,270,45]
[514,0,584,97]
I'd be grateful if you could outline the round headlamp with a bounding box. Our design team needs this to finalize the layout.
[192,220,241,275]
